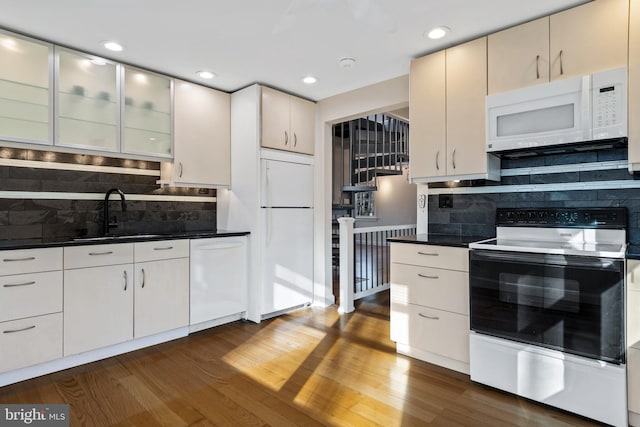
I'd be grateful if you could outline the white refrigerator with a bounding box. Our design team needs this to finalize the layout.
[260,159,314,317]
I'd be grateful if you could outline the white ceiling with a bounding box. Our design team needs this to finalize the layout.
[0,0,588,101]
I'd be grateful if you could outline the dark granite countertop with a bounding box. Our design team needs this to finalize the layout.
[0,230,250,250]
[627,244,640,259]
[388,233,492,248]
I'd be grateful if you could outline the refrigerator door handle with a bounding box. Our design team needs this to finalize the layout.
[265,165,271,208]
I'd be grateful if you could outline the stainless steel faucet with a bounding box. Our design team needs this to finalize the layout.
[103,188,127,236]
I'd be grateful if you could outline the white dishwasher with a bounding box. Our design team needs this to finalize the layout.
[189,236,248,332]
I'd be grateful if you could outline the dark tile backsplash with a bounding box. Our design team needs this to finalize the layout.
[428,147,640,243]
[0,152,216,242]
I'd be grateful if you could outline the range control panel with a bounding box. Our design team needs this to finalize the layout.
[495,207,627,229]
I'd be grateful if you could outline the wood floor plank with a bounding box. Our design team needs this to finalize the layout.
[0,291,602,426]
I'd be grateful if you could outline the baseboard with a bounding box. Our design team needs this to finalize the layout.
[396,343,470,375]
[0,327,189,387]
[189,312,245,333]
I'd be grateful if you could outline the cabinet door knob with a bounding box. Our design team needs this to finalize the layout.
[123,270,128,291]
[3,325,36,334]
[559,50,564,76]
[3,256,35,262]
[141,268,145,288]
[294,132,298,147]
[179,162,184,178]
[536,54,540,80]
[284,131,289,146]
[3,281,36,288]
[418,313,439,320]
[435,151,440,171]
[452,149,456,169]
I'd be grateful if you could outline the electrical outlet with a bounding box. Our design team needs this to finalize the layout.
[439,194,453,208]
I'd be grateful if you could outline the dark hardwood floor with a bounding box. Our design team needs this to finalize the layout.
[0,292,601,426]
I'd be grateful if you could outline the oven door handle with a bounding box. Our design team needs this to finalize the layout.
[471,250,620,269]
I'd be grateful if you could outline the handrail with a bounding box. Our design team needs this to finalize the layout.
[338,221,416,314]
[353,224,417,234]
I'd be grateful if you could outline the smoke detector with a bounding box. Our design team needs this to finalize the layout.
[339,57,356,69]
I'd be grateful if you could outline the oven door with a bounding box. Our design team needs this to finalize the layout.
[469,249,624,364]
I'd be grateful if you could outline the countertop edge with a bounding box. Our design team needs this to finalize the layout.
[0,231,250,250]
[388,234,491,248]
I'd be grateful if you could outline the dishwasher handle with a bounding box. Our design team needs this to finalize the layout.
[194,243,244,251]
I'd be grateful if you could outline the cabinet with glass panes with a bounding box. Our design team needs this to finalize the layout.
[0,30,52,145]
[55,47,119,152]
[122,66,172,158]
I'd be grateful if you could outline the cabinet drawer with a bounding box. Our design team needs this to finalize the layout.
[134,239,189,263]
[64,243,133,269]
[0,247,62,276]
[0,271,62,322]
[0,312,63,373]
[391,242,468,271]
[629,290,640,350]
[390,302,469,363]
[629,347,640,414]
[391,263,468,315]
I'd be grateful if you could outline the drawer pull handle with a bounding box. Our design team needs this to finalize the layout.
[89,251,113,256]
[3,256,36,262]
[418,274,439,280]
[418,313,440,320]
[4,281,36,288]
[417,252,438,256]
[154,246,173,251]
[3,325,36,334]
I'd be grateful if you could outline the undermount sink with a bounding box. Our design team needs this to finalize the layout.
[73,234,162,242]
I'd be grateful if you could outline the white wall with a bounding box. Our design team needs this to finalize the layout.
[355,167,416,228]
[314,75,409,307]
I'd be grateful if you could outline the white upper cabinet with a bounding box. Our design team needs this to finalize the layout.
[549,0,628,81]
[122,66,172,158]
[488,0,628,94]
[171,80,230,187]
[410,38,498,182]
[55,48,119,152]
[0,30,52,145]
[488,17,550,94]
[261,86,315,155]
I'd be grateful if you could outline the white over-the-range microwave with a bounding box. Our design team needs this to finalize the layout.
[486,67,627,153]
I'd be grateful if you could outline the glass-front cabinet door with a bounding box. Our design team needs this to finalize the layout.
[0,30,52,144]
[55,48,119,152]
[122,66,172,158]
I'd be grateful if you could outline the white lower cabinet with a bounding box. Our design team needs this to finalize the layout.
[134,240,189,338]
[0,313,63,373]
[64,264,134,356]
[0,247,63,373]
[628,259,640,421]
[630,348,640,414]
[390,242,470,374]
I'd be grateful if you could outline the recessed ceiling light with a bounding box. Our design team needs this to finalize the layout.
[426,26,450,40]
[90,58,107,66]
[102,41,124,52]
[339,57,356,69]
[197,70,216,79]
[302,76,317,85]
